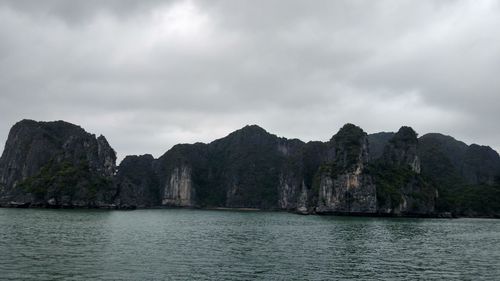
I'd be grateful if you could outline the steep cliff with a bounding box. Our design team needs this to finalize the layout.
[368,132,395,160]
[117,125,320,211]
[156,143,209,207]
[419,133,500,216]
[206,125,304,208]
[316,124,377,214]
[0,120,116,207]
[371,127,436,215]
[109,123,481,216]
[114,154,160,208]
[152,126,307,209]
[278,141,330,213]
[1,119,498,217]
[462,144,500,185]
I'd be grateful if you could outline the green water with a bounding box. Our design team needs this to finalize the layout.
[0,209,499,280]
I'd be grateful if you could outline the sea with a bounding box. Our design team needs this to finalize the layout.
[0,208,499,280]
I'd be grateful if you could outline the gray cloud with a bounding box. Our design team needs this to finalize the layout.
[0,0,499,161]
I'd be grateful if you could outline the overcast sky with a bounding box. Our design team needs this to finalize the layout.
[0,0,499,161]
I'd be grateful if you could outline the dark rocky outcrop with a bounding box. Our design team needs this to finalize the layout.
[277,141,330,213]
[462,144,500,186]
[114,154,160,208]
[371,127,435,215]
[419,133,500,216]
[0,119,116,207]
[368,132,395,160]
[155,126,307,209]
[315,124,377,214]
[1,119,499,217]
[382,127,421,173]
[156,143,209,207]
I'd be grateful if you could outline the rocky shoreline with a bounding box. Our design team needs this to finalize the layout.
[2,202,488,219]
[1,119,499,218]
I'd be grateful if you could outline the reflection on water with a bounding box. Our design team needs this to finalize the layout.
[0,209,499,280]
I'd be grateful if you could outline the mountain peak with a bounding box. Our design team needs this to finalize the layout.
[11,119,85,135]
[239,124,267,133]
[227,124,271,138]
[391,126,418,145]
[331,123,365,142]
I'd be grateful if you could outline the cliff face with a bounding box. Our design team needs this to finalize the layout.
[0,120,116,207]
[368,132,395,160]
[419,134,500,185]
[207,125,288,208]
[419,133,500,216]
[382,127,421,173]
[373,127,436,215]
[316,124,377,214]
[1,119,498,217]
[277,141,329,213]
[114,154,160,208]
[461,144,500,185]
[162,165,194,206]
[154,143,209,207]
[152,126,307,209]
[122,125,321,211]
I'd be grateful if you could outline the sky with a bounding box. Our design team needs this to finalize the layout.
[0,0,499,161]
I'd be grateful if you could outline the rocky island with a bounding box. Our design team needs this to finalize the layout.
[0,119,499,217]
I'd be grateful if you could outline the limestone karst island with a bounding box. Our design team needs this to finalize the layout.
[1,119,499,218]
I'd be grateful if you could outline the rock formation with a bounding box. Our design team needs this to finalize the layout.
[316,124,377,214]
[1,119,499,217]
[0,120,116,207]
[114,154,160,208]
[372,127,435,215]
[419,133,500,216]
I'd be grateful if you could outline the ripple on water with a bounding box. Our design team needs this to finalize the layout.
[0,209,499,280]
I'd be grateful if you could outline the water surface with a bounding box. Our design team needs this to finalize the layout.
[0,209,499,280]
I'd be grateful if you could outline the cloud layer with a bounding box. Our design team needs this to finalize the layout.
[1,0,499,160]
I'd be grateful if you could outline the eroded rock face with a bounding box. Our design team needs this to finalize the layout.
[317,167,377,213]
[278,169,308,212]
[0,119,117,207]
[113,123,439,215]
[419,133,500,186]
[1,119,496,216]
[375,127,436,215]
[278,171,298,210]
[97,135,116,177]
[162,165,194,206]
[462,144,500,185]
[316,124,377,214]
[383,127,421,173]
[368,132,395,160]
[210,125,296,209]
[418,133,500,216]
[115,154,160,208]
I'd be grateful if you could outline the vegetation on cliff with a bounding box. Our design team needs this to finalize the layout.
[0,119,116,207]
[19,159,112,204]
[418,134,500,216]
[0,119,499,217]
